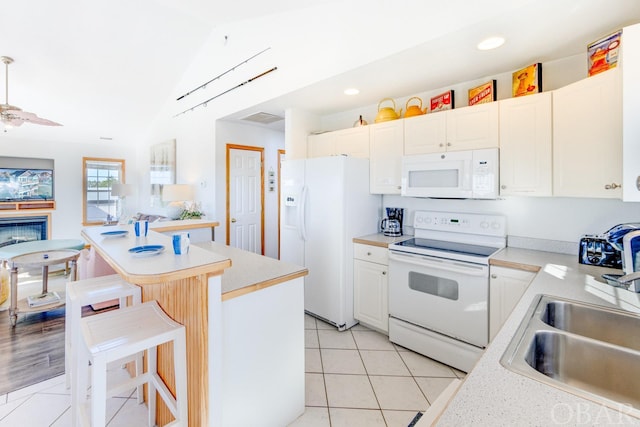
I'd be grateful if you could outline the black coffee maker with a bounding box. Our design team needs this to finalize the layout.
[381,207,404,237]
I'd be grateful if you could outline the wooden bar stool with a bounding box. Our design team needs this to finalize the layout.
[65,274,142,390]
[72,300,188,427]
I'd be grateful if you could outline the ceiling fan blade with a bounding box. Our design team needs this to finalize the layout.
[5,109,62,126]
[2,117,24,127]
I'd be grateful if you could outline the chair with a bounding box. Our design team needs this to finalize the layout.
[72,300,188,427]
[65,274,142,390]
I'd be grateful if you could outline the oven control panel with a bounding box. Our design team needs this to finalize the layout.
[413,210,506,237]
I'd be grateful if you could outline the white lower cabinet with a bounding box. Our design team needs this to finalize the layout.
[489,265,536,341]
[353,243,389,333]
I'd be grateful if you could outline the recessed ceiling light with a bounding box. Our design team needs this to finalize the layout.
[477,36,505,50]
[344,88,360,96]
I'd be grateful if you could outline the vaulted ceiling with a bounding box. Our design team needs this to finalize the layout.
[1,0,639,144]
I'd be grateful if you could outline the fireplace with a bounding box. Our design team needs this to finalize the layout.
[0,215,49,248]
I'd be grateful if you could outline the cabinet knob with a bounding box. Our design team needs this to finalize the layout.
[382,271,387,275]
[604,183,621,190]
[367,252,372,256]
[439,143,444,147]
[447,142,452,147]
[501,185,507,190]
[491,274,498,279]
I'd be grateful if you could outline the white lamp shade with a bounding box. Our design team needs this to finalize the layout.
[111,183,133,197]
[162,184,194,202]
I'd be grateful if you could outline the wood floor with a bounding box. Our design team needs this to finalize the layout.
[0,306,66,395]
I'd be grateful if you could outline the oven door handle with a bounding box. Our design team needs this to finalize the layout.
[389,251,487,276]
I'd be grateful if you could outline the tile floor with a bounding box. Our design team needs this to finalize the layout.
[0,314,464,426]
[288,315,465,427]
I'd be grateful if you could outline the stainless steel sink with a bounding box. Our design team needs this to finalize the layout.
[501,294,640,417]
[540,300,640,351]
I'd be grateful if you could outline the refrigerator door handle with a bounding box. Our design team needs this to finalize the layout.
[300,185,308,241]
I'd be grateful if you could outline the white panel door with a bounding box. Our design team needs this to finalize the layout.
[229,148,263,254]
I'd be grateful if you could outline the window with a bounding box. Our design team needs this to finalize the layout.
[82,157,125,225]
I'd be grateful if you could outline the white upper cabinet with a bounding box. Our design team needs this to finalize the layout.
[446,102,499,151]
[499,92,553,197]
[404,103,499,155]
[622,23,640,201]
[370,120,404,194]
[553,68,622,198]
[307,126,370,158]
[404,113,447,154]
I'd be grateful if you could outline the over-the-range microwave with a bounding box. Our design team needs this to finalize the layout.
[401,148,499,199]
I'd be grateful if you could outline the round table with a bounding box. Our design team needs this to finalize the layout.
[8,249,80,327]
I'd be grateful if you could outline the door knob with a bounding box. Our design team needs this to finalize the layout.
[231,218,237,223]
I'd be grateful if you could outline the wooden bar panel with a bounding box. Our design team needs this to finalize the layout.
[140,273,212,426]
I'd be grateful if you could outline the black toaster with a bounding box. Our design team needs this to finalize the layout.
[578,235,622,269]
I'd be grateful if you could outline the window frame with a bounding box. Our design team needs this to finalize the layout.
[82,157,126,226]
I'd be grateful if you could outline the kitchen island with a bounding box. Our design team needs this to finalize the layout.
[81,226,307,426]
[436,248,640,426]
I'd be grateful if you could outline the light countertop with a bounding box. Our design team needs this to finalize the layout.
[148,218,219,232]
[195,242,307,301]
[438,247,640,426]
[81,225,231,284]
[353,233,410,248]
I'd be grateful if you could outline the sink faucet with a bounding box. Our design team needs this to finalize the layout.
[609,271,640,293]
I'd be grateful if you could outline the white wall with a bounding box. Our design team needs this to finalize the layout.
[383,195,640,250]
[0,139,137,239]
[215,121,284,258]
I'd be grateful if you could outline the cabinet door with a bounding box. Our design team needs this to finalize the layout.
[307,132,336,158]
[369,120,404,194]
[354,259,389,333]
[335,127,370,158]
[404,113,446,155]
[499,92,552,197]
[446,102,499,151]
[553,69,622,198]
[489,266,536,341]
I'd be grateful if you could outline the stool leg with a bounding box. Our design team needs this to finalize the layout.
[72,339,89,427]
[91,353,108,427]
[174,329,188,426]
[147,346,157,427]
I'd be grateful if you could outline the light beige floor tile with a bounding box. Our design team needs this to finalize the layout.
[0,393,71,426]
[7,374,66,402]
[305,314,317,330]
[360,350,411,376]
[349,323,372,331]
[415,377,457,404]
[382,409,423,427]
[305,373,327,407]
[323,374,378,409]
[287,406,330,427]
[306,348,323,373]
[106,397,152,427]
[320,349,366,375]
[452,367,467,379]
[369,376,429,411]
[352,330,395,350]
[305,329,319,349]
[317,329,356,349]
[315,319,336,330]
[398,351,456,377]
[329,408,386,427]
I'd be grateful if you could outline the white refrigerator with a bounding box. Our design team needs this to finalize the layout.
[280,156,381,330]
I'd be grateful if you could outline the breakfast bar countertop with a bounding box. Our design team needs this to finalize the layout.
[81,225,230,284]
[437,247,640,426]
[194,241,308,300]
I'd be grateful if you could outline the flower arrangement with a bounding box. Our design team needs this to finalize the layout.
[179,202,204,220]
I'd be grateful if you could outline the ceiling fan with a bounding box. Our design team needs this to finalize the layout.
[1,56,62,129]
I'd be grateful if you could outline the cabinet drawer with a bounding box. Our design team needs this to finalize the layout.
[354,243,389,264]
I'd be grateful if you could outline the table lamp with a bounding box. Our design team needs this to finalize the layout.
[110,183,133,223]
[162,184,194,219]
